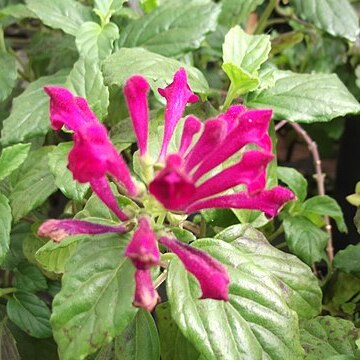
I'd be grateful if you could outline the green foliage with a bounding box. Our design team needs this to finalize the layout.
[0,193,12,263]
[334,244,360,277]
[0,144,31,182]
[0,53,17,102]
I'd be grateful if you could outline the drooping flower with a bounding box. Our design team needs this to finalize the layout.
[133,269,160,311]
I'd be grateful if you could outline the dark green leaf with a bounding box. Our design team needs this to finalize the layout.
[0,144,31,182]
[246,71,360,123]
[300,316,360,359]
[0,193,11,264]
[1,70,68,146]
[14,264,47,293]
[219,0,265,27]
[0,52,17,103]
[156,302,200,360]
[118,0,220,57]
[76,22,119,61]
[283,216,328,265]
[25,0,93,36]
[102,47,209,94]
[7,292,52,338]
[167,239,304,360]
[216,224,322,319]
[334,244,360,277]
[277,166,307,202]
[48,142,89,202]
[9,147,57,222]
[0,313,20,360]
[115,309,160,359]
[292,0,359,41]
[51,233,138,360]
[302,195,347,233]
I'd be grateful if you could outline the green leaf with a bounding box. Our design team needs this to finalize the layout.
[14,264,47,293]
[25,0,93,36]
[1,70,68,146]
[0,315,20,360]
[283,216,328,265]
[0,4,37,22]
[0,52,17,103]
[222,26,270,99]
[300,316,360,359]
[333,244,360,277]
[216,224,322,319]
[118,0,220,57]
[246,71,360,123]
[219,0,265,27]
[35,235,87,274]
[7,292,52,339]
[102,47,209,94]
[0,144,31,182]
[94,0,126,14]
[51,233,138,360]
[167,239,304,360]
[48,142,89,202]
[0,193,11,265]
[76,22,119,61]
[116,309,160,359]
[302,195,347,233]
[277,166,307,202]
[292,0,359,42]
[9,147,57,222]
[156,302,200,360]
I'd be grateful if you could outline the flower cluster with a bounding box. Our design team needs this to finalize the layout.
[38,68,294,311]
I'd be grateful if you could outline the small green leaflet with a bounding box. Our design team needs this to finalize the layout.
[0,144,31,182]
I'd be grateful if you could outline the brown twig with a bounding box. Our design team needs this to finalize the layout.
[277,121,334,260]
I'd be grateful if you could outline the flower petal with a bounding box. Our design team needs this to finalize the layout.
[38,219,126,242]
[133,269,160,311]
[192,108,273,181]
[192,150,274,201]
[187,186,295,218]
[178,115,202,156]
[124,76,150,157]
[158,68,198,160]
[90,177,129,221]
[218,104,246,133]
[159,237,229,300]
[125,217,160,270]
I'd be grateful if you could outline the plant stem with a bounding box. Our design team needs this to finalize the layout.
[276,241,287,249]
[199,216,206,238]
[254,0,278,34]
[268,224,284,242]
[154,271,167,289]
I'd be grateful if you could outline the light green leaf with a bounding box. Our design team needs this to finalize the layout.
[302,195,347,233]
[0,52,16,103]
[219,0,265,27]
[95,0,126,14]
[66,57,109,120]
[48,142,89,202]
[156,302,200,360]
[292,0,359,41]
[0,144,31,182]
[9,147,57,222]
[300,316,360,359]
[102,47,209,94]
[283,216,329,265]
[0,193,11,264]
[51,234,138,360]
[333,244,360,277]
[216,224,322,319]
[277,166,308,202]
[35,235,87,274]
[0,4,37,21]
[167,239,304,360]
[14,264,47,293]
[7,292,52,339]
[118,0,220,57]
[246,71,360,123]
[76,22,119,61]
[1,70,68,146]
[116,309,160,359]
[25,0,93,36]
[223,25,270,74]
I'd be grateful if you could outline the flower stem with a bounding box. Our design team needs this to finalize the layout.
[254,0,278,34]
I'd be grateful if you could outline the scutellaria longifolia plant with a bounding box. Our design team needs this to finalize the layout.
[39,68,294,310]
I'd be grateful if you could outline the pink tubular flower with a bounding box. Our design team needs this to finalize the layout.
[44,86,137,221]
[125,217,160,270]
[38,219,127,242]
[133,269,160,311]
[159,237,229,300]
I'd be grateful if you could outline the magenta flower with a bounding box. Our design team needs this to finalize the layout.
[40,67,295,312]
